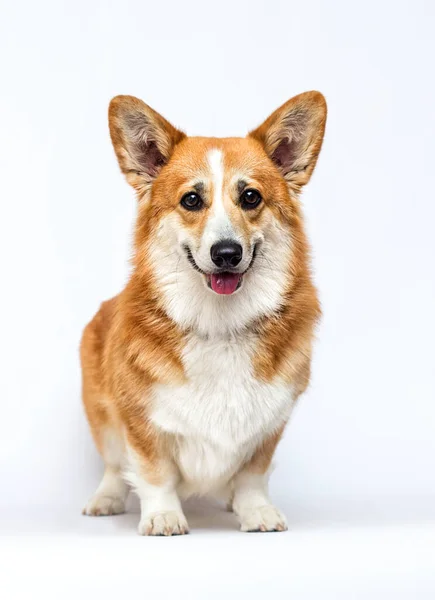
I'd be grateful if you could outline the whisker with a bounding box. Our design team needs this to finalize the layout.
[175,256,181,289]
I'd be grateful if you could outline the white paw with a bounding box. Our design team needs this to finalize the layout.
[82,494,125,516]
[238,505,288,533]
[138,511,189,536]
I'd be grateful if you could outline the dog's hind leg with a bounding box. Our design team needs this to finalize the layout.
[82,424,129,516]
[80,307,129,516]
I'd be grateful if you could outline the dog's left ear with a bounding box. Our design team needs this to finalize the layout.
[249,91,327,192]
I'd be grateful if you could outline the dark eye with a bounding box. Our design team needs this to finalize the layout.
[240,188,262,210]
[180,192,203,211]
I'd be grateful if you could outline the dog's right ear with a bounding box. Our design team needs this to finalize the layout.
[109,95,186,195]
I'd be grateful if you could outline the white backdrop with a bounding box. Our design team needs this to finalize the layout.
[1,0,434,596]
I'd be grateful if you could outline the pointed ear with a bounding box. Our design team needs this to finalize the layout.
[108,95,186,194]
[249,91,327,192]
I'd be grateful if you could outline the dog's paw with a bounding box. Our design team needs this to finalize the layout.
[239,505,288,533]
[82,494,126,516]
[138,511,189,536]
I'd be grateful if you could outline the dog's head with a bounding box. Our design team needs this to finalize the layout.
[109,93,326,335]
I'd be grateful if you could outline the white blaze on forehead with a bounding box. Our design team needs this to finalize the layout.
[207,149,225,215]
[204,148,235,241]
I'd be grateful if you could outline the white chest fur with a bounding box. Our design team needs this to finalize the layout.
[150,331,294,493]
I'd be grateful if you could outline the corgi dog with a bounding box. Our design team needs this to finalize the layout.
[81,91,327,535]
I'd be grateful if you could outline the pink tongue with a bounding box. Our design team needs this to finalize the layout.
[210,272,241,295]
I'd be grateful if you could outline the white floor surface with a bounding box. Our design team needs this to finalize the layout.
[1,498,434,599]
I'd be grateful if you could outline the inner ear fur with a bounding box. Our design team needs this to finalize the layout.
[108,95,186,194]
[249,91,327,192]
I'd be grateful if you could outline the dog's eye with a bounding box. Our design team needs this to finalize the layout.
[240,188,262,210]
[180,192,203,211]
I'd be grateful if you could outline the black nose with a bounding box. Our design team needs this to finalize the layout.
[210,240,243,269]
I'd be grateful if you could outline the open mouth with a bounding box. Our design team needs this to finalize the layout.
[205,272,242,295]
[183,245,257,295]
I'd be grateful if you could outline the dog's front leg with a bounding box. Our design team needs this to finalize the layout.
[232,429,288,533]
[125,441,188,536]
